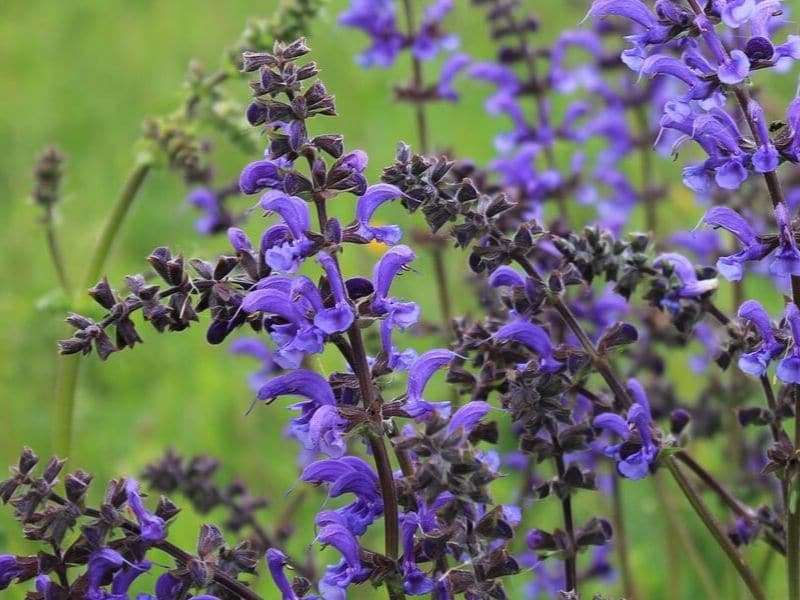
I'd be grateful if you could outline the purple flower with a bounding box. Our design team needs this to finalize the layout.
[401,512,433,595]
[256,371,347,458]
[749,100,779,173]
[654,253,718,311]
[772,202,800,277]
[593,379,657,480]
[737,300,784,377]
[412,0,458,61]
[87,549,125,598]
[778,303,800,383]
[380,319,418,371]
[447,401,490,436]
[339,0,404,68]
[265,549,298,600]
[405,349,454,419]
[239,159,284,195]
[260,190,314,273]
[186,188,231,235]
[494,321,563,373]
[372,245,421,329]
[125,479,165,542]
[438,53,470,102]
[316,252,356,333]
[354,184,404,244]
[720,0,756,28]
[0,555,22,590]
[301,457,383,535]
[702,207,773,280]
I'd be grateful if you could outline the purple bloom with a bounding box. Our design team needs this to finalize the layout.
[265,549,298,600]
[778,303,800,383]
[737,300,784,377]
[316,252,356,333]
[593,379,657,480]
[401,512,433,595]
[720,0,756,28]
[405,349,454,419]
[447,401,490,436]
[438,53,470,102]
[702,207,773,280]
[339,0,404,68]
[301,457,383,535]
[186,188,231,235]
[494,321,563,372]
[354,184,404,244]
[412,0,458,61]
[372,245,421,329]
[772,202,800,277]
[239,159,284,195]
[380,319,418,371]
[256,370,347,458]
[87,549,125,598]
[654,253,717,312]
[260,190,314,273]
[749,100,779,173]
[488,265,526,288]
[125,479,165,542]
[0,555,22,590]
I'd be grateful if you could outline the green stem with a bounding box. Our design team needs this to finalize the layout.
[652,471,717,599]
[83,163,151,288]
[44,220,72,297]
[53,162,152,455]
[611,474,638,599]
[666,457,767,600]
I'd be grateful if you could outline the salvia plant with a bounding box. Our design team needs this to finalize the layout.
[12,0,800,597]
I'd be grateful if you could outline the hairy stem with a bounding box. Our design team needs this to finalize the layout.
[666,457,767,600]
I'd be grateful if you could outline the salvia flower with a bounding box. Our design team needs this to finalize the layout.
[737,300,785,377]
[259,190,315,273]
[400,511,433,595]
[125,479,166,542]
[255,371,347,458]
[405,349,455,419]
[777,302,800,383]
[265,549,298,600]
[494,321,563,373]
[702,207,773,280]
[353,183,404,244]
[593,379,658,480]
[301,457,383,536]
[372,245,421,330]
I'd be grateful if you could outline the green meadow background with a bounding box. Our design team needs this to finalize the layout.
[0,0,788,597]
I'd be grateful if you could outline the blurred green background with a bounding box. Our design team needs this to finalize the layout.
[0,0,787,598]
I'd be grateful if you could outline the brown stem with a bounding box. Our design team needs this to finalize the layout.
[313,195,405,600]
[548,424,577,593]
